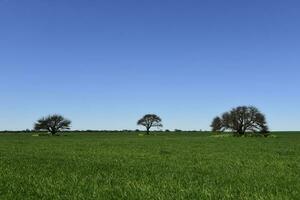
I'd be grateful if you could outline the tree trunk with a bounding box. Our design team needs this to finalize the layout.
[238,131,245,136]
[146,128,150,135]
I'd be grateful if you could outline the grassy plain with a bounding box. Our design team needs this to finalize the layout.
[0,132,299,200]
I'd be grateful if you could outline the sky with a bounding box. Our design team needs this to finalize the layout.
[0,0,300,131]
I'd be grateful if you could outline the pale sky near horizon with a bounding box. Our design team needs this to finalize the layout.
[0,0,300,131]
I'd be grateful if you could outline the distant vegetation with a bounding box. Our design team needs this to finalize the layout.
[211,106,269,136]
[0,105,277,137]
[137,114,163,134]
[34,114,71,135]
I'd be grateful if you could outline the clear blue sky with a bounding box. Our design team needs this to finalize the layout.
[0,0,299,131]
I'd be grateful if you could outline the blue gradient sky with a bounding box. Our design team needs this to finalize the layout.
[0,0,299,131]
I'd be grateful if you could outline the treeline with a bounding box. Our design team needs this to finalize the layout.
[0,129,206,134]
[0,105,271,137]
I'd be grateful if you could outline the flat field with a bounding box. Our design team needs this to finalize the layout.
[0,132,299,200]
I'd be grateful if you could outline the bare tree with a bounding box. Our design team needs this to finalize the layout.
[137,114,163,134]
[211,106,269,136]
[34,114,71,135]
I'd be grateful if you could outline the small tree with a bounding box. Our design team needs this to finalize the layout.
[211,106,269,136]
[137,114,162,134]
[34,114,71,135]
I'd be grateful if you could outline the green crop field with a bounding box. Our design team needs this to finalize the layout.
[0,132,299,200]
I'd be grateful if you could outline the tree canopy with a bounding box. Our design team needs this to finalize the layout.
[34,114,71,135]
[137,114,162,134]
[211,106,269,136]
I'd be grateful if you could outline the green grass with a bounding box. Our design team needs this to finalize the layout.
[0,132,299,200]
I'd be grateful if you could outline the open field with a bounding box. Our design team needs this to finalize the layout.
[0,132,299,200]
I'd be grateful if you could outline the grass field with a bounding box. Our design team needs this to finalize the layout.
[0,132,299,200]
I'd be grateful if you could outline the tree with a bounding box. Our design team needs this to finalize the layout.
[211,106,269,136]
[210,116,223,132]
[137,114,163,134]
[34,114,71,135]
